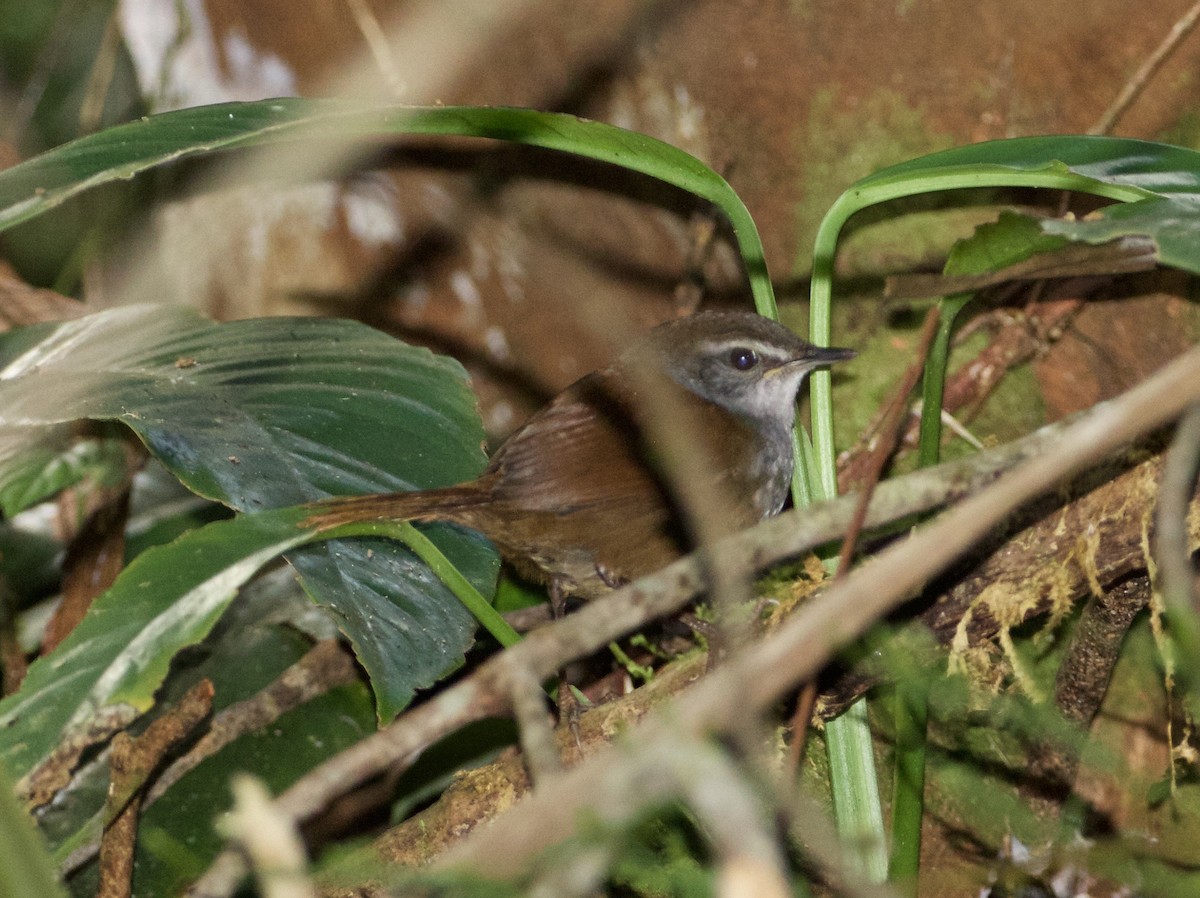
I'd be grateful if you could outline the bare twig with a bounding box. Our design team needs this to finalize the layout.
[146,640,357,805]
[220,775,315,898]
[343,0,406,97]
[508,664,562,783]
[0,263,86,331]
[1154,404,1200,621]
[674,740,791,898]
[186,345,1200,896]
[1030,575,1150,787]
[45,486,131,655]
[837,306,940,546]
[1153,403,1200,699]
[784,681,818,779]
[1090,0,1200,135]
[437,345,1200,878]
[59,641,358,879]
[98,680,213,898]
[79,8,122,135]
[884,238,1159,299]
[782,787,897,898]
[20,705,139,811]
[0,582,28,694]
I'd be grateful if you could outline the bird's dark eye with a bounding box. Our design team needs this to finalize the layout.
[729,347,759,371]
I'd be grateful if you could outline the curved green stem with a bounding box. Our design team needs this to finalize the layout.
[889,676,929,895]
[916,293,974,468]
[802,165,1148,884]
[306,521,521,649]
[805,169,1144,503]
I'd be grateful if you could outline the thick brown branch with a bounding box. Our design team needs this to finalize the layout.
[433,346,1200,879]
[822,444,1189,717]
[188,344,1200,897]
[98,680,213,898]
[924,449,1173,652]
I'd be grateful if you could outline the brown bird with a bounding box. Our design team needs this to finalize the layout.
[303,311,854,603]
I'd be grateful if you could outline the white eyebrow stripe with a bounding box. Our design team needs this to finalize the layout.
[698,339,780,356]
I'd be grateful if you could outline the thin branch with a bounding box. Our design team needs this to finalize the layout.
[78,8,122,135]
[343,0,406,97]
[59,641,357,878]
[508,664,562,784]
[147,640,357,805]
[673,740,792,898]
[1090,0,1200,135]
[782,787,898,898]
[220,775,315,898]
[438,344,1200,877]
[98,681,213,898]
[186,343,1200,896]
[1029,575,1150,787]
[1154,402,1200,687]
[837,306,940,556]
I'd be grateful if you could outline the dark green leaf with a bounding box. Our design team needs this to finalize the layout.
[0,507,315,780]
[0,306,498,727]
[942,211,1070,278]
[0,436,130,518]
[0,762,66,898]
[854,135,1200,275]
[131,683,376,898]
[0,99,776,316]
[855,135,1200,196]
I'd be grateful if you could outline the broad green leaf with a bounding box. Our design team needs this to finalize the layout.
[851,134,1195,195]
[804,134,1200,884]
[0,761,66,898]
[123,462,232,559]
[1040,194,1200,273]
[0,436,130,519]
[942,211,1071,279]
[0,507,315,780]
[0,305,498,723]
[0,305,487,509]
[848,135,1200,274]
[131,683,376,898]
[0,99,776,317]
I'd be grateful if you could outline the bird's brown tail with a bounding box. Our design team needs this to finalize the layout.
[300,484,491,532]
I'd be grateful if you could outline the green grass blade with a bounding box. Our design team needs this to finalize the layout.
[0,762,67,898]
[801,135,1182,884]
[317,519,521,650]
[0,99,778,322]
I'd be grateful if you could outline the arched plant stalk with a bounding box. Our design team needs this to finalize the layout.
[803,135,1200,887]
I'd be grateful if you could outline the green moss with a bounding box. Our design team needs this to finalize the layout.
[835,205,1010,279]
[1158,98,1200,150]
[793,88,956,274]
[940,325,1046,462]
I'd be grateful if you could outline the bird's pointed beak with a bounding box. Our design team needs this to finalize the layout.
[807,345,857,365]
[765,344,856,379]
[811,348,859,367]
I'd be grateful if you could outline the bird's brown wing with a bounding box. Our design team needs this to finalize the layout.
[486,369,667,512]
[479,369,688,590]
